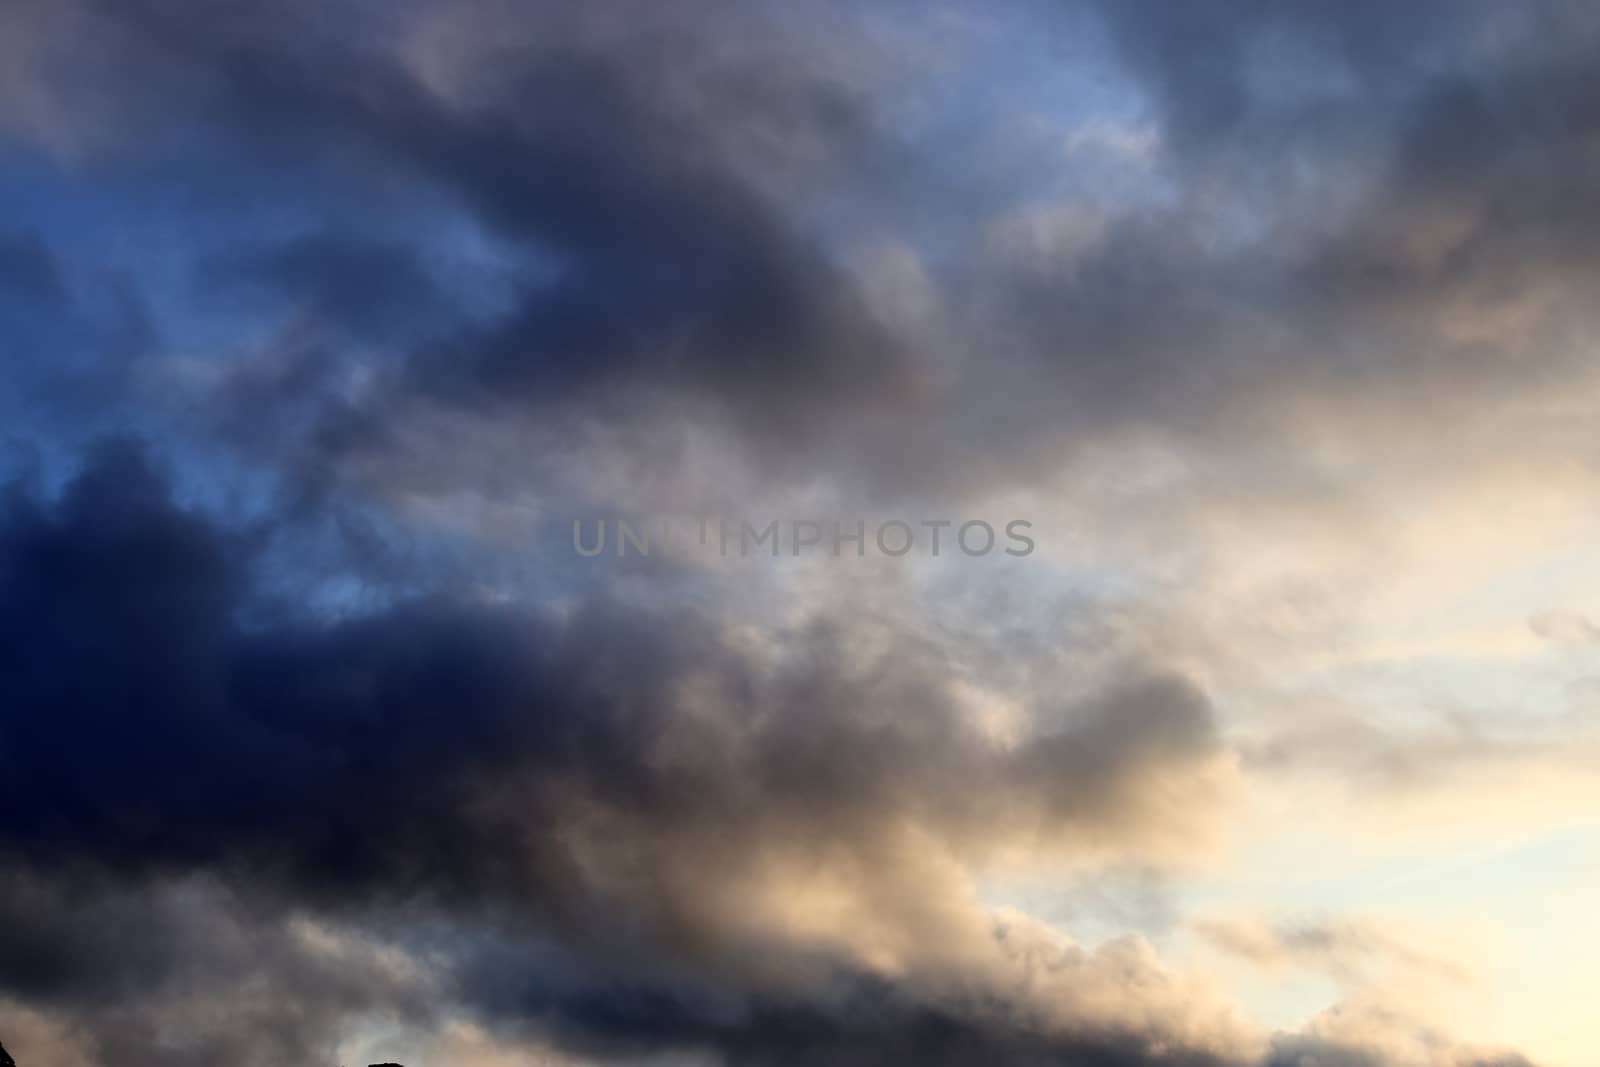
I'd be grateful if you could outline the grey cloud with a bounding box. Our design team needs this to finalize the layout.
[12,0,1600,511]
[1240,704,1600,795]
[0,873,438,1067]
[0,3,1582,1065]
[1196,917,1473,986]
[1528,610,1600,645]
[0,442,1238,1064]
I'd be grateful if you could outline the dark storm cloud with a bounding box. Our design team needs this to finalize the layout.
[0,440,1223,899]
[523,981,1236,1067]
[0,446,1534,1067]
[552,995,1532,1067]
[0,872,436,1067]
[0,442,1240,1063]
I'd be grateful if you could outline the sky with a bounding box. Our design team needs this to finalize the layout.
[0,1,1598,1065]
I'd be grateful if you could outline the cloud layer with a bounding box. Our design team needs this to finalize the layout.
[0,0,1594,1064]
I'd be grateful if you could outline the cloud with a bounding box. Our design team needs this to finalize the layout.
[1196,917,1474,987]
[0,0,929,497]
[8,0,1600,517]
[0,441,1248,1065]
[1528,611,1600,646]
[0,875,437,1067]
[0,232,66,310]
[1267,999,1538,1067]
[0,2,1587,1064]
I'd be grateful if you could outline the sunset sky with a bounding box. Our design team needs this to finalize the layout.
[1,2,1598,1065]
